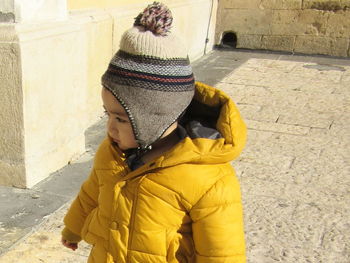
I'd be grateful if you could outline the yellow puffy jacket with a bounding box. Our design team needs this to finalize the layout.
[63,82,247,263]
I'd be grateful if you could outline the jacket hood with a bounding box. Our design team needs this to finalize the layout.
[158,81,247,167]
[102,82,247,178]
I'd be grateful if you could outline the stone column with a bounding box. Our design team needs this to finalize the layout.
[0,25,25,187]
[0,0,89,188]
[0,0,67,23]
[0,0,217,188]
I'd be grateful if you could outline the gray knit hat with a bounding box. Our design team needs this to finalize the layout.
[102,2,195,149]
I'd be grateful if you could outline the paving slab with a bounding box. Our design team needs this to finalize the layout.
[0,49,349,263]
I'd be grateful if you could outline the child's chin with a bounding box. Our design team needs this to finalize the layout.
[113,141,136,151]
[117,144,128,151]
[112,141,123,149]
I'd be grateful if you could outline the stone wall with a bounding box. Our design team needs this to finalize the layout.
[0,0,217,188]
[215,0,350,57]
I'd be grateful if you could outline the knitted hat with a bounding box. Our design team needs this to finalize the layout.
[102,2,195,149]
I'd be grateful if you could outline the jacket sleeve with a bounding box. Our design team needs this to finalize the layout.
[61,226,82,243]
[63,168,99,239]
[189,174,246,263]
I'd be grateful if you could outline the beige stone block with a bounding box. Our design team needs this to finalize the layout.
[251,105,281,122]
[26,134,86,187]
[237,161,301,183]
[223,0,261,9]
[228,59,300,80]
[300,9,329,30]
[333,83,350,95]
[234,57,275,69]
[0,161,26,188]
[219,82,314,112]
[260,0,302,10]
[245,129,322,159]
[0,10,115,187]
[246,119,311,135]
[242,197,296,261]
[326,11,350,38]
[290,62,344,83]
[220,60,329,95]
[174,0,216,60]
[215,82,273,105]
[1,0,67,23]
[294,81,339,94]
[239,146,295,170]
[243,196,349,262]
[320,146,350,171]
[270,10,306,35]
[294,36,349,57]
[341,68,350,79]
[302,0,350,11]
[278,110,334,128]
[261,35,295,52]
[219,68,276,87]
[18,22,89,187]
[0,27,26,188]
[272,9,300,23]
[328,124,350,145]
[215,5,225,43]
[244,175,349,211]
[221,9,273,35]
[236,103,262,119]
[303,92,350,113]
[296,127,342,147]
[297,9,330,35]
[270,89,326,110]
[290,156,349,195]
[267,59,300,72]
[273,134,339,177]
[241,177,287,198]
[236,34,262,49]
[236,103,280,122]
[0,46,23,164]
[218,58,348,118]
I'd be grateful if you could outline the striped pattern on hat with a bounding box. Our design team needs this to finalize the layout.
[104,51,194,92]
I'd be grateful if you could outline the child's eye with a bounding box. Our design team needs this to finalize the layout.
[104,109,127,123]
[116,117,128,123]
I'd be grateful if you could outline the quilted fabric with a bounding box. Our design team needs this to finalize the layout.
[63,82,247,263]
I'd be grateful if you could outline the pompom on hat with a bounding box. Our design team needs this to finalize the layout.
[102,2,195,149]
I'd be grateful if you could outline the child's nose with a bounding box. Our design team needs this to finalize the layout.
[108,119,119,133]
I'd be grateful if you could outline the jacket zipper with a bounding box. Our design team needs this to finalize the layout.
[126,175,146,262]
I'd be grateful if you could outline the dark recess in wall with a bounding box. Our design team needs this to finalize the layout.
[221,32,237,48]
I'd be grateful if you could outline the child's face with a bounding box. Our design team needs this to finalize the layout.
[102,88,139,150]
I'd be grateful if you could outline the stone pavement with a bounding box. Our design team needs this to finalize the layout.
[0,49,349,263]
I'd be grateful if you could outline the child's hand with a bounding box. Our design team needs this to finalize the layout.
[61,238,78,251]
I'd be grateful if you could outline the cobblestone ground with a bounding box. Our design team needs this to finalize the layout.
[0,51,349,263]
[216,57,350,263]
